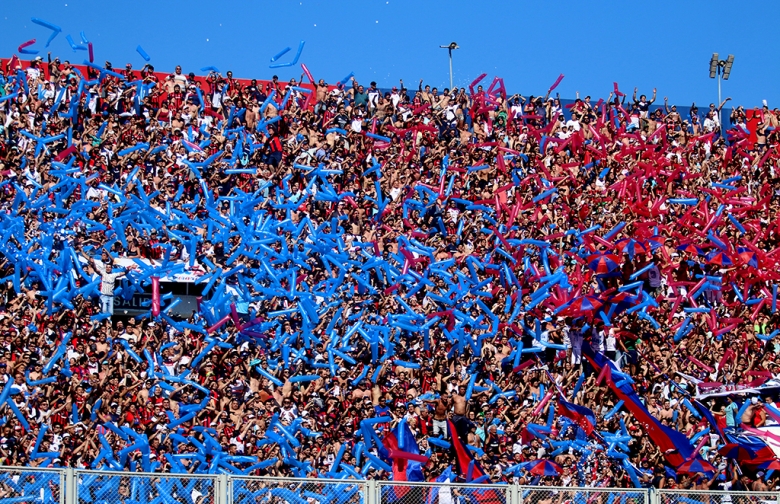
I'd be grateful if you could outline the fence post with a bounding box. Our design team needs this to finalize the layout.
[367,480,377,504]
[510,483,520,504]
[217,474,228,504]
[65,468,75,504]
[225,476,233,504]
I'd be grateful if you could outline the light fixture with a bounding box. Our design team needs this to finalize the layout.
[708,53,736,127]
[723,54,734,80]
[439,42,459,89]
[709,53,719,79]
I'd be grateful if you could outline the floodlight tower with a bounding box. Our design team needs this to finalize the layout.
[440,42,459,90]
[709,53,734,126]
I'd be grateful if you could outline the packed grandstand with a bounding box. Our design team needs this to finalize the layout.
[0,50,779,492]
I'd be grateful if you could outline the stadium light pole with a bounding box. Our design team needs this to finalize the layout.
[709,53,734,126]
[440,42,459,90]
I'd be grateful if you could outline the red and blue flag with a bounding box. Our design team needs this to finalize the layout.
[557,397,596,436]
[583,347,695,467]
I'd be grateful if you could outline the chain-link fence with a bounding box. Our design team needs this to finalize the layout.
[75,470,217,504]
[519,486,648,504]
[378,481,510,504]
[656,490,780,504]
[0,467,64,504]
[7,466,780,504]
[229,476,367,504]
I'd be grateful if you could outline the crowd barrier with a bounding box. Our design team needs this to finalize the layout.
[0,467,776,504]
[655,489,778,504]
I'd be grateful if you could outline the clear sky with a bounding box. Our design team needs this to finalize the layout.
[3,0,777,109]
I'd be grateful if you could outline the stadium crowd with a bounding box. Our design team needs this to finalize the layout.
[0,52,779,492]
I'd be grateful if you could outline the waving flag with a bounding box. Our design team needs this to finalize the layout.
[446,420,503,504]
[382,418,427,482]
[692,399,726,440]
[694,399,777,464]
[558,397,596,435]
[447,420,489,482]
[728,430,777,463]
[380,418,428,502]
[583,347,694,467]
[425,467,454,504]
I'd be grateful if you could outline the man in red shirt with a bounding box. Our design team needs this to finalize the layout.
[264,125,284,167]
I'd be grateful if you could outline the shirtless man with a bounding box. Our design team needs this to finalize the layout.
[756,119,769,151]
[646,397,661,418]
[691,471,719,490]
[761,104,779,128]
[349,372,372,401]
[743,397,767,427]
[451,385,471,442]
[315,80,329,106]
[335,369,351,398]
[492,337,511,363]
[184,96,200,123]
[658,400,674,422]
[424,394,450,439]
[748,472,768,491]
[741,398,760,426]
[418,80,432,104]
[245,103,257,131]
[94,332,110,355]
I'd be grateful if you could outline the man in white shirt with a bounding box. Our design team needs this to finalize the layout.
[590,325,605,354]
[605,328,617,362]
[509,97,524,119]
[367,82,380,111]
[444,98,459,122]
[565,115,581,132]
[67,341,85,362]
[280,397,298,423]
[89,256,134,315]
[26,57,43,81]
[390,85,403,108]
[172,65,187,87]
[350,111,364,133]
[533,325,549,352]
[49,423,64,452]
[568,324,583,365]
[703,111,719,132]
[648,262,662,294]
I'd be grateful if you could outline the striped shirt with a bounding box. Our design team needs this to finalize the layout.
[95,262,122,296]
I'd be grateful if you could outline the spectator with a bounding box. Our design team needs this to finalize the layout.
[86,254,134,315]
[0,54,778,491]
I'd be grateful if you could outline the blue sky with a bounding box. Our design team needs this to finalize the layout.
[3,0,777,108]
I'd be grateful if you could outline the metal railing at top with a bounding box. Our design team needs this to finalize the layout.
[0,466,64,504]
[655,489,780,504]
[377,480,510,504]
[520,486,649,504]
[229,476,367,504]
[74,470,218,504]
[2,467,780,504]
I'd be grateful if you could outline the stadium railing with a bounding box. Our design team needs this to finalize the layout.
[655,488,780,504]
[1,467,777,504]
